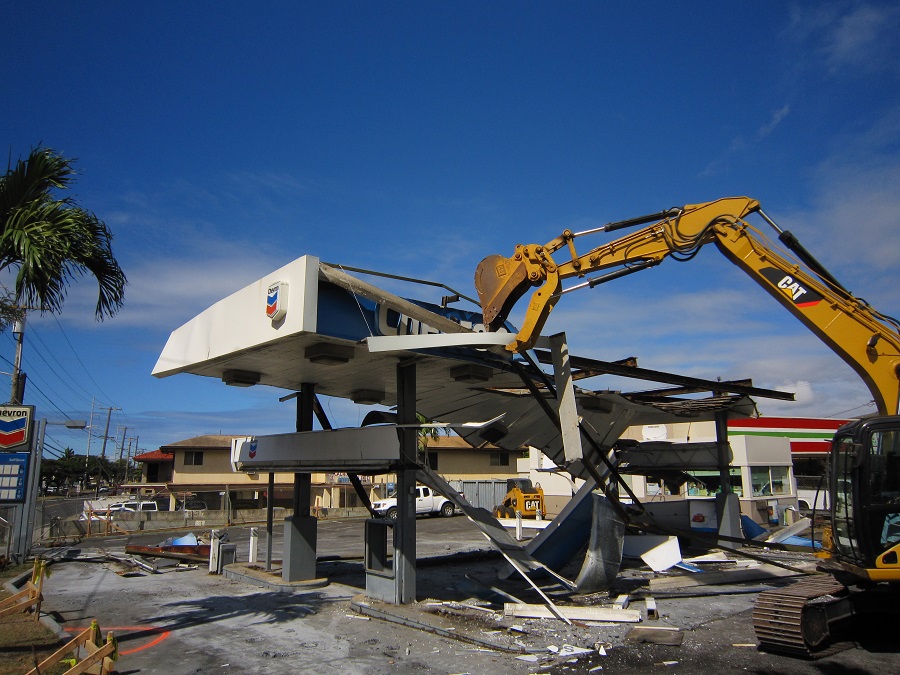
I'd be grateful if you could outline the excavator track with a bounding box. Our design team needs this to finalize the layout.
[752,575,848,657]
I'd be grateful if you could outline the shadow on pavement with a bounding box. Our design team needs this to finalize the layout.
[139,591,326,634]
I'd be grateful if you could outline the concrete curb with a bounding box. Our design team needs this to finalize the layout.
[222,562,331,592]
[3,561,69,641]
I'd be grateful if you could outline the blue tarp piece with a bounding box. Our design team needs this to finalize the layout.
[781,535,822,549]
[171,533,199,546]
[740,514,767,539]
[740,515,821,549]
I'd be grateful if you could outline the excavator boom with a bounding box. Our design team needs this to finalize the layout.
[475,195,900,656]
[475,196,900,415]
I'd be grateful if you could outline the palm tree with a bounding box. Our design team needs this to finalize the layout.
[0,146,126,322]
[416,412,449,467]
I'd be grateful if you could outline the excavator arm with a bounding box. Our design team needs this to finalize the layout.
[475,196,900,415]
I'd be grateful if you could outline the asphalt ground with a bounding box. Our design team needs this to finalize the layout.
[34,514,899,674]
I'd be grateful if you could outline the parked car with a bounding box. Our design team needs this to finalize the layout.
[371,485,455,519]
[178,500,208,511]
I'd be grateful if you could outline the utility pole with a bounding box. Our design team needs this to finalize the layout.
[9,315,26,404]
[116,426,128,463]
[83,398,96,491]
[128,435,139,483]
[88,405,120,493]
[98,407,119,459]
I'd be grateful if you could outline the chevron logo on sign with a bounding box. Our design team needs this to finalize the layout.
[0,407,31,449]
[266,281,289,321]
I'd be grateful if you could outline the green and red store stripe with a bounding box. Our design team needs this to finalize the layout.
[729,417,849,455]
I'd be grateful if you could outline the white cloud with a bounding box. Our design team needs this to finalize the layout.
[756,105,791,141]
[52,246,282,331]
[700,104,791,177]
[775,108,900,295]
[789,2,900,75]
[824,3,900,72]
[775,379,814,404]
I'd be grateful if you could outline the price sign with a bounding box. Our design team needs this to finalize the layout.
[0,453,29,503]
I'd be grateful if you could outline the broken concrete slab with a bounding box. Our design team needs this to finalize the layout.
[648,562,814,590]
[640,536,682,572]
[626,626,685,646]
[503,602,642,623]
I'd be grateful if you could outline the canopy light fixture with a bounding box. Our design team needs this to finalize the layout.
[352,389,385,405]
[222,369,262,387]
[478,422,509,445]
[304,343,354,365]
[450,364,493,383]
[579,396,614,414]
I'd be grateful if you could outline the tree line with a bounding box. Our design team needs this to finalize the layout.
[41,448,141,493]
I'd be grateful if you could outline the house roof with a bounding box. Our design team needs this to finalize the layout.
[133,449,174,463]
[159,435,247,451]
[425,435,496,450]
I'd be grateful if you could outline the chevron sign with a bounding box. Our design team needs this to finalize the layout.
[0,406,32,450]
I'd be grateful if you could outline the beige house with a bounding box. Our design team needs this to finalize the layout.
[132,433,524,512]
[420,434,524,481]
[132,435,299,511]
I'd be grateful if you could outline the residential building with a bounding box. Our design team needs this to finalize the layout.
[129,432,524,513]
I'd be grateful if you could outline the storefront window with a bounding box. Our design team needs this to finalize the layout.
[751,466,791,496]
[685,469,742,497]
[770,466,789,495]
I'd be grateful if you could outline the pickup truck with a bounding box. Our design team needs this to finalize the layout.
[372,485,456,519]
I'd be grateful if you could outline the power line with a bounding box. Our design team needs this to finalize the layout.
[15,343,85,414]
[2,324,116,423]
[26,323,97,405]
[1,315,137,448]
[825,400,876,418]
[51,314,120,406]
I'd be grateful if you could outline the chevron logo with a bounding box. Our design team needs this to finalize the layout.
[0,407,30,449]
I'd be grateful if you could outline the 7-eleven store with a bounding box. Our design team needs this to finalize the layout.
[620,416,851,524]
[728,417,849,511]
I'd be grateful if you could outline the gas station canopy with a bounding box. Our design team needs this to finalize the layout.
[153,255,787,476]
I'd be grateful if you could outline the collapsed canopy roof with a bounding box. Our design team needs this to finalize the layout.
[154,255,787,476]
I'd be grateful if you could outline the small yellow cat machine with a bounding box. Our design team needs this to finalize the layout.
[493,478,545,519]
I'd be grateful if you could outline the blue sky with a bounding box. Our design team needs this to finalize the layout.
[3,2,900,458]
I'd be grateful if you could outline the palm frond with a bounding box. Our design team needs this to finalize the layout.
[0,146,126,319]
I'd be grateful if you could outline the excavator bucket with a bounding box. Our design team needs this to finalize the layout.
[475,254,534,329]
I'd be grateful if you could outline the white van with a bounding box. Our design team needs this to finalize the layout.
[109,501,158,513]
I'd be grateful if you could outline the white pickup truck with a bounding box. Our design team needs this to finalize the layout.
[372,485,456,519]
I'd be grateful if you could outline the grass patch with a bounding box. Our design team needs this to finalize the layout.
[0,564,68,675]
[0,563,32,582]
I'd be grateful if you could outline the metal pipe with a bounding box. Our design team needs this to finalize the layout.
[265,472,274,572]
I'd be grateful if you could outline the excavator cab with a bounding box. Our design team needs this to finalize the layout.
[754,417,900,656]
[830,416,900,581]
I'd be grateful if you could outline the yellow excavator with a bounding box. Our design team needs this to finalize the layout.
[475,196,900,655]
